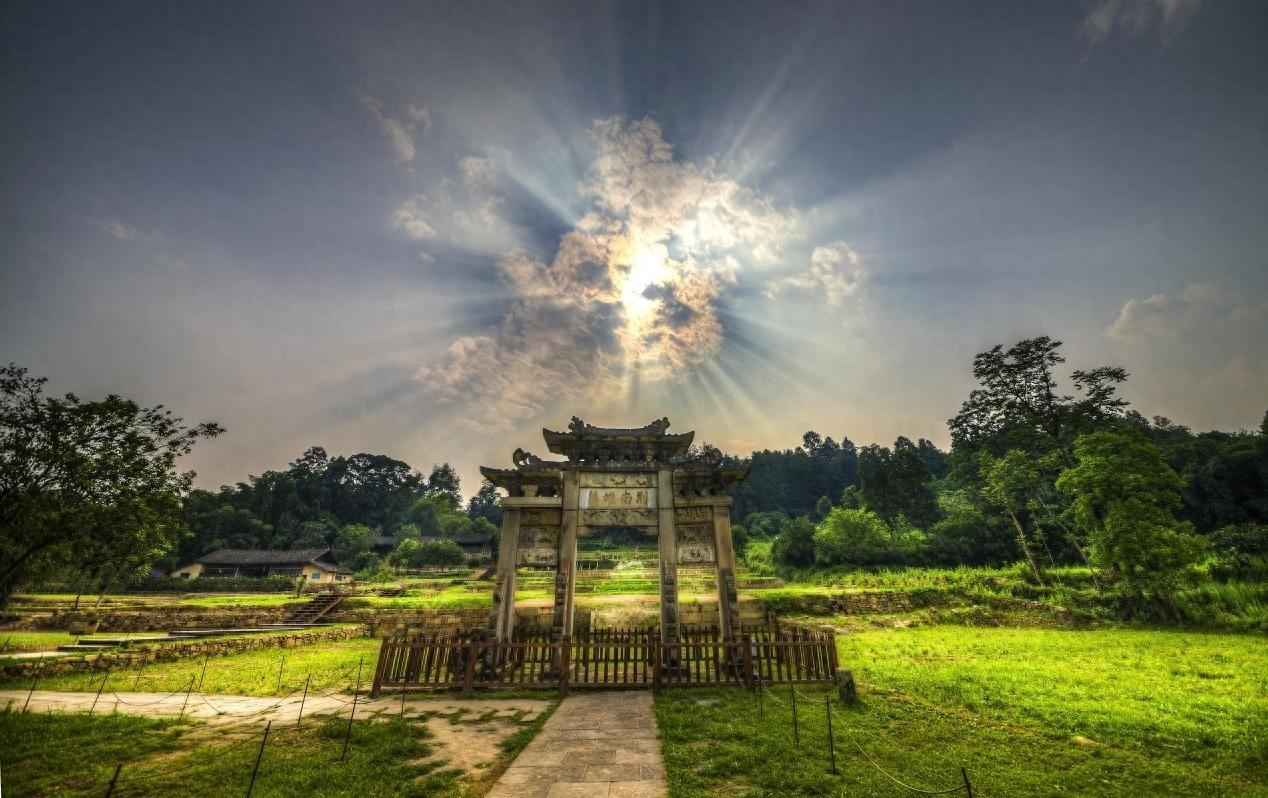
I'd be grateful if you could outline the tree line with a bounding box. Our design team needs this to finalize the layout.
[720,337,1267,607]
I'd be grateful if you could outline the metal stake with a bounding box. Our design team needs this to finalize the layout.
[340,656,364,762]
[133,654,145,690]
[297,673,310,728]
[826,697,837,775]
[179,676,194,721]
[23,662,42,712]
[104,763,123,797]
[962,767,974,797]
[276,655,285,693]
[790,684,799,747]
[197,654,209,691]
[246,720,271,797]
[90,671,109,715]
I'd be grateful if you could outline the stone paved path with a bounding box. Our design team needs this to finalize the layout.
[488,691,665,798]
[0,689,548,726]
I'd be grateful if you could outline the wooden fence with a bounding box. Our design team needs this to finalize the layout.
[370,625,837,696]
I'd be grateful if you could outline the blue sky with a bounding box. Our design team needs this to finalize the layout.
[2,0,1266,492]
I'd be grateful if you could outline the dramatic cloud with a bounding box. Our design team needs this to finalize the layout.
[764,241,864,307]
[359,94,427,164]
[1105,283,1268,428]
[1106,283,1267,345]
[390,196,437,239]
[1081,0,1203,43]
[414,117,805,431]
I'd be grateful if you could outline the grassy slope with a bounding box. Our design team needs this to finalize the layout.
[1,636,384,695]
[0,710,462,797]
[656,625,1267,797]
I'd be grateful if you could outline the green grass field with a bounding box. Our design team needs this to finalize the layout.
[0,710,465,797]
[656,624,1267,797]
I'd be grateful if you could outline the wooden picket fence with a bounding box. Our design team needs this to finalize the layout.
[370,624,837,696]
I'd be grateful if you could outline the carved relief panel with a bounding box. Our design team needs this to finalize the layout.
[580,472,656,488]
[676,522,716,564]
[517,509,562,567]
[580,508,658,527]
[674,506,713,524]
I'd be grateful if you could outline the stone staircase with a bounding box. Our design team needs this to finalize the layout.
[280,592,345,625]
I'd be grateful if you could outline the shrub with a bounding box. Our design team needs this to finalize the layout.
[772,517,816,567]
[813,508,892,565]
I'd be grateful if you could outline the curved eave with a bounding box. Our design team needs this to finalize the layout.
[541,428,695,457]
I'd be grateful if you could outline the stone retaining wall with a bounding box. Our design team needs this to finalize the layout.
[0,625,366,682]
[12,606,295,633]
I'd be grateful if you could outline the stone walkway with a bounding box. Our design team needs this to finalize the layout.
[488,691,665,798]
[0,689,548,727]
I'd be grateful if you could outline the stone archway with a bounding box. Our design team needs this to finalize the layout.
[480,417,749,654]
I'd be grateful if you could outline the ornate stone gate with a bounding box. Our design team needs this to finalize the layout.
[480,417,750,653]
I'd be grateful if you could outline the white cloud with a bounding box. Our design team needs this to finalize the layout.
[1105,283,1265,344]
[359,94,430,164]
[95,218,157,243]
[764,241,864,307]
[1081,0,1203,43]
[414,116,811,431]
[390,196,437,239]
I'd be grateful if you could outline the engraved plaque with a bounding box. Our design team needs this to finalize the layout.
[519,525,560,548]
[674,505,712,524]
[580,472,656,488]
[677,544,716,564]
[677,523,712,545]
[580,487,656,509]
[581,508,658,527]
[518,548,558,567]
[522,509,562,526]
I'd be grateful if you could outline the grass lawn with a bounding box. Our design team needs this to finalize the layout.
[0,631,78,653]
[181,594,309,607]
[655,625,1267,797]
[0,636,385,696]
[0,710,464,797]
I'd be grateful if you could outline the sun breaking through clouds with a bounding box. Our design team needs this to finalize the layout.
[414,117,856,432]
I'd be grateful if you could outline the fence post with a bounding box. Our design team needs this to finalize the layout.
[741,634,754,690]
[962,767,974,797]
[559,636,571,697]
[370,638,390,698]
[462,639,477,697]
[825,696,837,775]
[652,633,662,693]
[246,720,271,797]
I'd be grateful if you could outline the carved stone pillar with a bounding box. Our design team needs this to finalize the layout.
[711,497,741,642]
[552,471,580,645]
[490,507,519,642]
[656,468,680,663]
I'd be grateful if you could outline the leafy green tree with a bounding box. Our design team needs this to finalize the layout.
[332,523,375,567]
[426,463,462,503]
[390,537,421,567]
[771,517,816,567]
[467,480,503,526]
[742,511,787,539]
[926,496,1015,566]
[813,508,892,565]
[813,495,833,521]
[858,439,939,529]
[406,539,467,567]
[0,364,222,608]
[395,523,422,541]
[1057,431,1204,595]
[980,450,1048,584]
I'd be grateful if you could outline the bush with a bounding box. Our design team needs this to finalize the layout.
[1209,523,1268,582]
[391,538,466,567]
[132,575,293,592]
[772,517,816,567]
[813,508,892,565]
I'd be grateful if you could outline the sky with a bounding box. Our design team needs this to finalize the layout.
[2,0,1266,495]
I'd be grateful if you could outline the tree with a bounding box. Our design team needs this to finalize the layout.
[858,440,939,529]
[0,365,222,608]
[467,480,503,527]
[772,517,816,567]
[426,463,462,503]
[980,450,1048,584]
[332,523,375,567]
[395,539,467,567]
[948,337,1128,459]
[813,508,892,565]
[1057,430,1204,595]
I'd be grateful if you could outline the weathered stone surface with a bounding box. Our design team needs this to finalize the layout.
[487,692,665,798]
